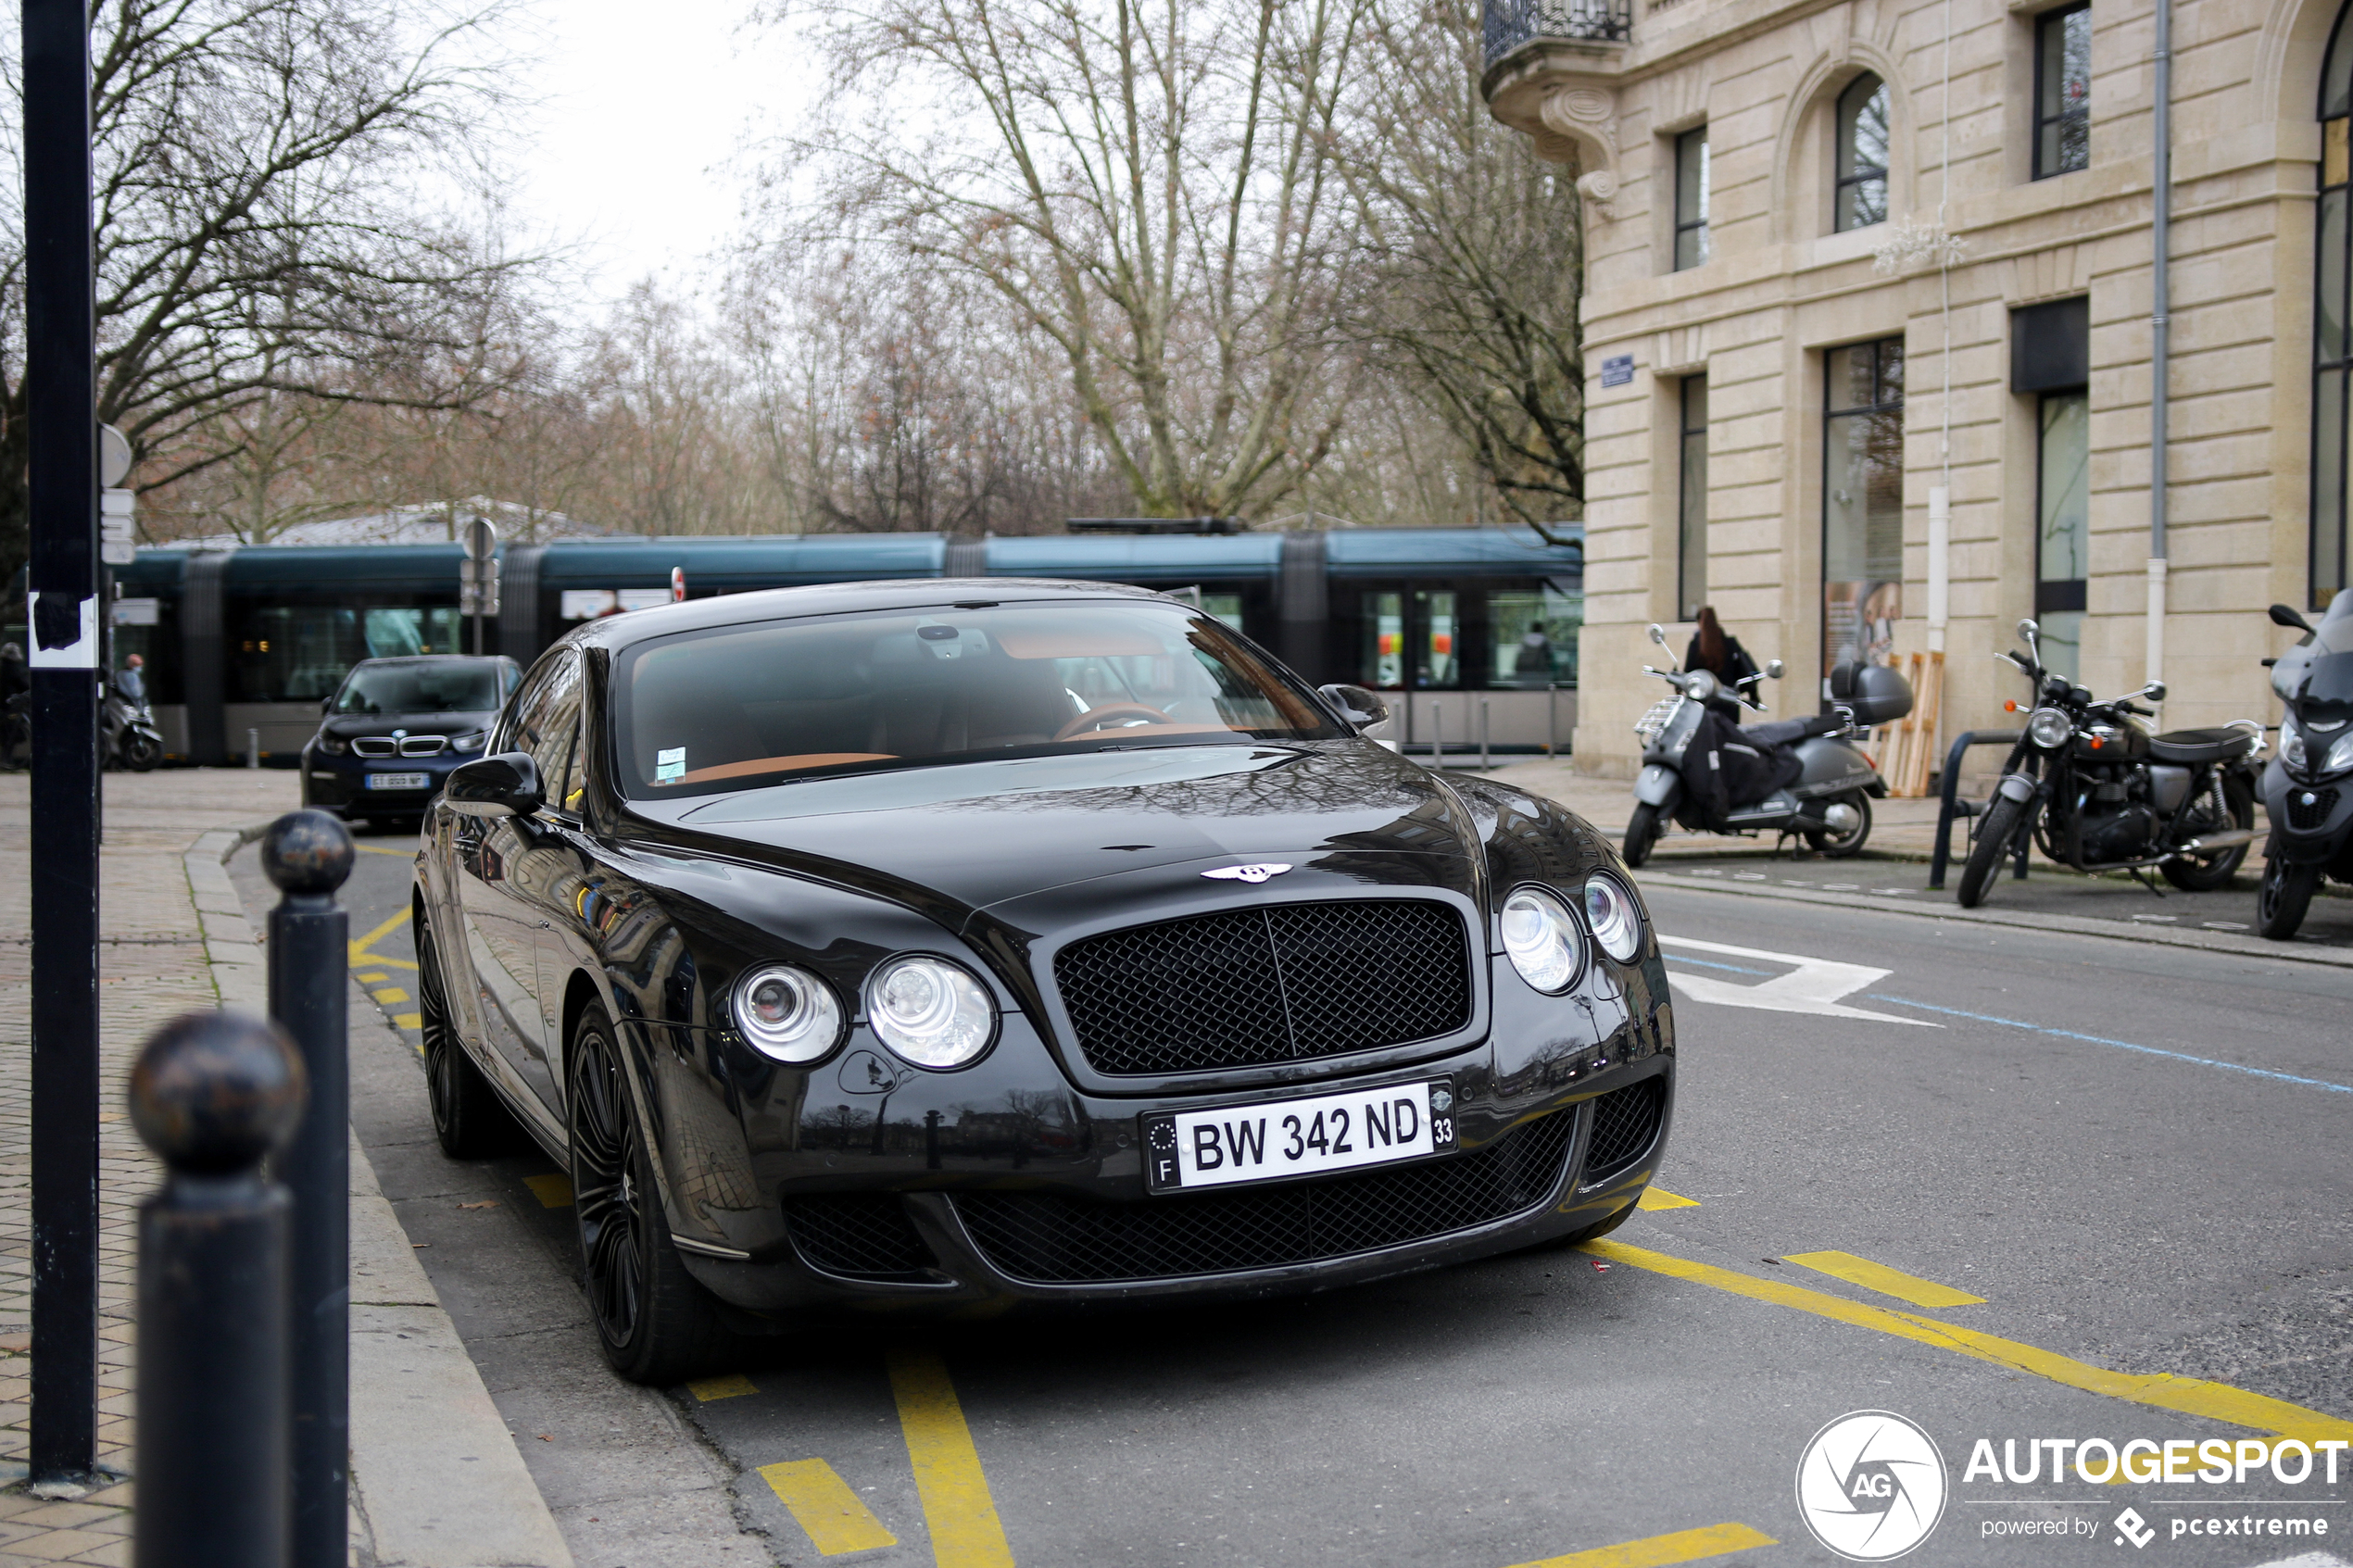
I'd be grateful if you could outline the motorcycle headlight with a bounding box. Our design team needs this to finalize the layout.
[2281,724,2308,769]
[731,964,844,1063]
[867,956,997,1069]
[2327,729,2353,775]
[2027,707,2073,749]
[1500,884,1585,994]
[1682,670,1720,704]
[1582,872,1644,963]
[317,733,348,755]
[451,729,489,755]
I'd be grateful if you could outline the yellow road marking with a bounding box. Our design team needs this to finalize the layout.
[690,1374,758,1401]
[523,1173,573,1209]
[354,844,410,856]
[349,908,411,961]
[357,971,389,983]
[761,1459,899,1555]
[392,1012,421,1030]
[1780,1249,1985,1308]
[1637,1187,1699,1210]
[1506,1522,1777,1568]
[887,1348,1015,1568]
[372,987,409,1005]
[1587,1240,2353,1443]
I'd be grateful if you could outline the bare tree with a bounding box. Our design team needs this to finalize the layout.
[780,0,1370,522]
[0,0,537,573]
[1342,0,1584,537]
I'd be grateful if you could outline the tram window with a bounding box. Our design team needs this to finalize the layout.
[1485,585,1580,689]
[1201,593,1245,631]
[1363,592,1404,687]
[231,604,467,703]
[1415,591,1459,689]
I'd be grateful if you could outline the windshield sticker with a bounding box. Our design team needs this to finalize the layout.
[656,746,686,784]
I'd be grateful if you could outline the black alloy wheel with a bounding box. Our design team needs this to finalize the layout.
[1805,790,1872,858]
[1623,802,1662,868]
[2159,773,2255,892]
[2257,853,2322,940]
[418,908,517,1158]
[1957,792,2029,908]
[568,1003,728,1385]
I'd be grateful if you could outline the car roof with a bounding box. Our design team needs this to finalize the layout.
[558,577,1171,655]
[345,655,510,669]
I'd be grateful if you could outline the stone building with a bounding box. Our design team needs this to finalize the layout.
[1482,0,2349,775]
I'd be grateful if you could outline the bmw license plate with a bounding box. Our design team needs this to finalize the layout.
[364,771,430,791]
[1141,1079,1456,1195]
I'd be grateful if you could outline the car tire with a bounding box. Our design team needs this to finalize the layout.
[2159,774,2254,892]
[1623,803,1661,869]
[2257,854,2320,940]
[1804,790,1872,858]
[1957,793,2027,908]
[570,1002,730,1386]
[418,909,520,1159]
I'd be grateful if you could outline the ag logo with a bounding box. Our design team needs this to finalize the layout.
[1202,863,1291,884]
[1794,1411,1948,1562]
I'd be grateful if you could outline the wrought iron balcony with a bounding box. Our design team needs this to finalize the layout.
[1482,0,1632,67]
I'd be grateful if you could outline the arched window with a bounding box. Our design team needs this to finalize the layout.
[1835,73,1890,232]
[2315,1,2353,606]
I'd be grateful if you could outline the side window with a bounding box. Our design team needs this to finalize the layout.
[501,653,581,806]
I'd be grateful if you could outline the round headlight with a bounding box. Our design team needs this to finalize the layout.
[1500,884,1585,994]
[1683,669,1720,703]
[2282,723,2308,769]
[731,965,843,1063]
[1583,872,1643,963]
[2026,706,2073,749]
[867,956,997,1069]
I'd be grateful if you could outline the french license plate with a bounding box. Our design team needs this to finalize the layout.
[1142,1079,1456,1195]
[365,771,430,791]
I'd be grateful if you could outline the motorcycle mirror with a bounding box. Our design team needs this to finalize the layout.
[1647,624,1668,648]
[2270,602,2316,633]
[2016,617,2040,643]
[2142,681,2168,702]
[1765,659,1784,679]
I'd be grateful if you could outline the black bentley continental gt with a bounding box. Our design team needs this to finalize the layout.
[413,580,1675,1382]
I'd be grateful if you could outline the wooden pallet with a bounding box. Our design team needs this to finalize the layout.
[1878,650,1944,798]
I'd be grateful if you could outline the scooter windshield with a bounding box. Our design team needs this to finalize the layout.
[2300,649,2353,723]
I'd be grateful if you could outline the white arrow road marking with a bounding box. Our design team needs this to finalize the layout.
[1658,935,1940,1027]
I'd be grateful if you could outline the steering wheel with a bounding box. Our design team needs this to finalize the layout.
[1055,702,1171,742]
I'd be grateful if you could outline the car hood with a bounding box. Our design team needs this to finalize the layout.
[623,742,1483,917]
[319,711,496,738]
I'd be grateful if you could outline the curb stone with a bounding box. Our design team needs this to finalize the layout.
[188,825,575,1568]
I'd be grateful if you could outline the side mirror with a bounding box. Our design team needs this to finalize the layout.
[445,751,543,818]
[1647,623,1668,647]
[321,697,333,714]
[2271,602,2317,633]
[1318,684,1393,738]
[2142,682,2168,703]
[1765,659,1784,680]
[2016,617,2039,642]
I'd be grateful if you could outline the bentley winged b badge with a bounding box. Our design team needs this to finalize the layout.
[1202,863,1292,884]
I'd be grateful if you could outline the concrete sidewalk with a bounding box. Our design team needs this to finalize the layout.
[0,771,572,1566]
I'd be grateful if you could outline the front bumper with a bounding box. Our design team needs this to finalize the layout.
[302,746,474,814]
[2261,758,2353,865]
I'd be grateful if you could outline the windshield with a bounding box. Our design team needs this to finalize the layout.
[613,600,1346,797]
[331,661,503,716]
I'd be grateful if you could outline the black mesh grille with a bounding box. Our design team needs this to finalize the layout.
[2286,785,2341,832]
[952,1110,1574,1284]
[1582,1079,1666,1184]
[784,1195,936,1279]
[1053,900,1471,1075]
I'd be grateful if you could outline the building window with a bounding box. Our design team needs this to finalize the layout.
[1674,127,1710,269]
[1834,74,1890,232]
[1822,339,1905,680]
[2316,0,2353,607]
[1678,377,1708,619]
[2033,3,2092,178]
[2036,392,2091,682]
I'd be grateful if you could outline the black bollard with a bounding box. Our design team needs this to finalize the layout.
[132,1010,308,1568]
[260,810,354,1568]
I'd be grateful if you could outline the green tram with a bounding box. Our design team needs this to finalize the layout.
[97,527,1582,764]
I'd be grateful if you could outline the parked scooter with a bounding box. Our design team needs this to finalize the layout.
[2254,593,2353,937]
[1957,618,2261,907]
[1623,623,1910,867]
[102,681,163,771]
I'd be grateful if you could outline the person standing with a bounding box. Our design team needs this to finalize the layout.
[114,652,145,706]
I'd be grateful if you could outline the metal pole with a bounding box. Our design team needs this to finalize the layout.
[2147,0,2173,707]
[1479,697,1491,771]
[1547,682,1557,757]
[263,811,354,1568]
[23,0,103,1488]
[1431,701,1442,769]
[130,1011,306,1568]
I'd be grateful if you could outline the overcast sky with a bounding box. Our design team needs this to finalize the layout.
[502,0,812,302]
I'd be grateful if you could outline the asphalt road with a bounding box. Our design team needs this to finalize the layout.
[246,822,2353,1568]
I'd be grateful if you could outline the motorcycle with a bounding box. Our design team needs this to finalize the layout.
[1622,623,1911,867]
[2254,592,2353,938]
[102,682,163,771]
[1957,617,2261,907]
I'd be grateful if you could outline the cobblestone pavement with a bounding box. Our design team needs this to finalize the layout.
[0,768,299,1564]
